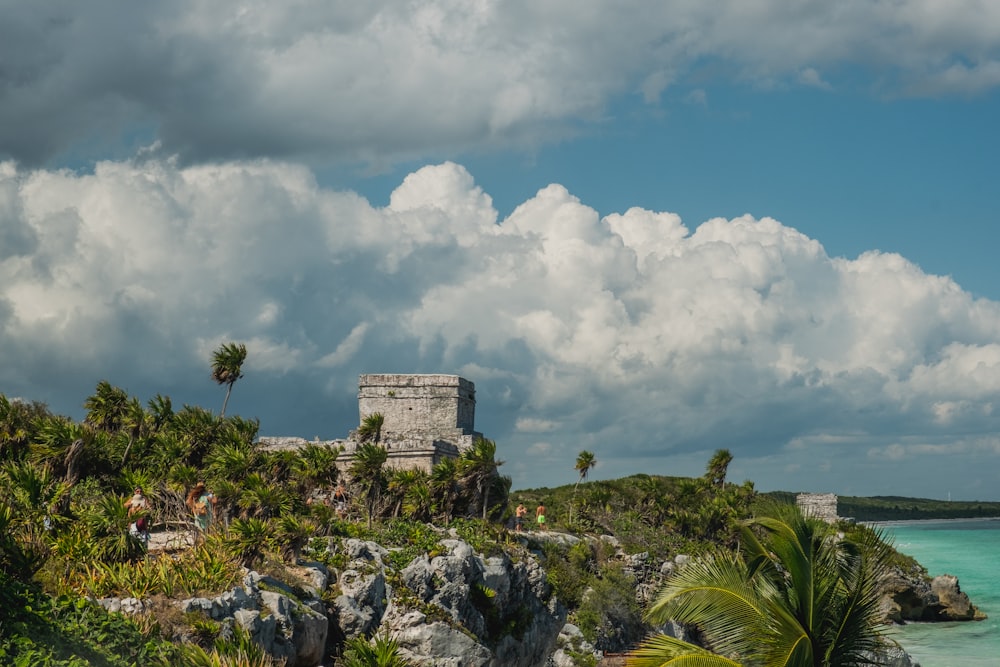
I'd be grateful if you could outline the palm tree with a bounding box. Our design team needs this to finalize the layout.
[171,405,222,466]
[0,460,71,574]
[83,380,129,432]
[628,503,897,667]
[430,457,460,525]
[147,393,173,431]
[206,441,260,482]
[574,450,597,492]
[118,397,149,467]
[349,442,389,529]
[459,437,504,521]
[292,443,341,493]
[403,478,433,522]
[211,342,247,418]
[238,473,293,520]
[706,448,734,489]
[226,517,273,568]
[31,417,91,488]
[387,468,427,518]
[0,396,49,462]
[356,412,385,444]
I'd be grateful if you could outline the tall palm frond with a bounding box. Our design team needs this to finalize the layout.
[387,468,427,518]
[459,437,504,520]
[430,457,460,525]
[292,443,341,492]
[147,393,174,430]
[349,442,389,529]
[83,380,129,432]
[402,480,433,521]
[635,503,897,667]
[205,441,260,481]
[357,412,385,444]
[0,396,49,462]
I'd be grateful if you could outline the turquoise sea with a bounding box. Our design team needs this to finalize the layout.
[879,519,1000,667]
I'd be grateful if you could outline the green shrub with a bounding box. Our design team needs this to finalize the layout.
[341,633,412,667]
[0,579,175,666]
[542,542,594,609]
[573,564,644,652]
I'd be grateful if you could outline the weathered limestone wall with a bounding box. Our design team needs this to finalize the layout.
[259,374,482,474]
[358,374,476,434]
[796,493,839,524]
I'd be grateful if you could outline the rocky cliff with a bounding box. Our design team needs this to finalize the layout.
[878,566,988,623]
[96,528,984,666]
[328,536,566,666]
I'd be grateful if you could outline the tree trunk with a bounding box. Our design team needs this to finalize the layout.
[120,433,135,467]
[221,384,234,418]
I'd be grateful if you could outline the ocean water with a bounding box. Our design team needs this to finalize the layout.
[879,519,1000,667]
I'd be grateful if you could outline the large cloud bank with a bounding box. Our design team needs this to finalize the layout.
[2,158,1000,496]
[2,0,1000,165]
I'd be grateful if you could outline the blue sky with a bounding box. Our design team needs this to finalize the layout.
[2,1,1000,499]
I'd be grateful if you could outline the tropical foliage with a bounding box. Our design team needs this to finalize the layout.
[574,450,596,492]
[211,342,247,418]
[459,436,507,520]
[341,633,413,667]
[512,471,756,557]
[0,356,938,665]
[628,503,898,667]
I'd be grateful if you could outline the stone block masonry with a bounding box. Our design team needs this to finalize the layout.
[796,493,839,523]
[260,374,482,474]
[358,374,476,434]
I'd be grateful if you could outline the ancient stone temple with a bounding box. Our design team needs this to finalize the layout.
[259,373,482,473]
[796,493,839,523]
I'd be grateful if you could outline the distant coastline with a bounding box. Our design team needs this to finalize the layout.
[870,516,1000,527]
[765,491,1000,523]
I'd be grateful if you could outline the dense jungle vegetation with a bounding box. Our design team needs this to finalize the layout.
[0,349,756,665]
[2,345,993,665]
[0,344,518,665]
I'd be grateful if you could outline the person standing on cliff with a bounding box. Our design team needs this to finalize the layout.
[515,503,527,532]
[535,502,547,531]
[333,482,349,520]
[186,481,217,534]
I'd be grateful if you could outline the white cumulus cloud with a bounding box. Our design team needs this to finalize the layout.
[2,156,1000,495]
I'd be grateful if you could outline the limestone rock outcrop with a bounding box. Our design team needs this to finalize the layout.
[929,574,987,621]
[878,566,987,623]
[96,567,329,667]
[368,537,567,666]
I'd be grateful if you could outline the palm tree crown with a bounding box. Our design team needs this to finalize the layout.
[459,437,504,520]
[349,442,389,529]
[357,413,385,444]
[705,448,734,489]
[574,450,596,491]
[211,342,247,418]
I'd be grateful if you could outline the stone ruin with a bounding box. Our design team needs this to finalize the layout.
[259,373,482,473]
[796,492,839,524]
